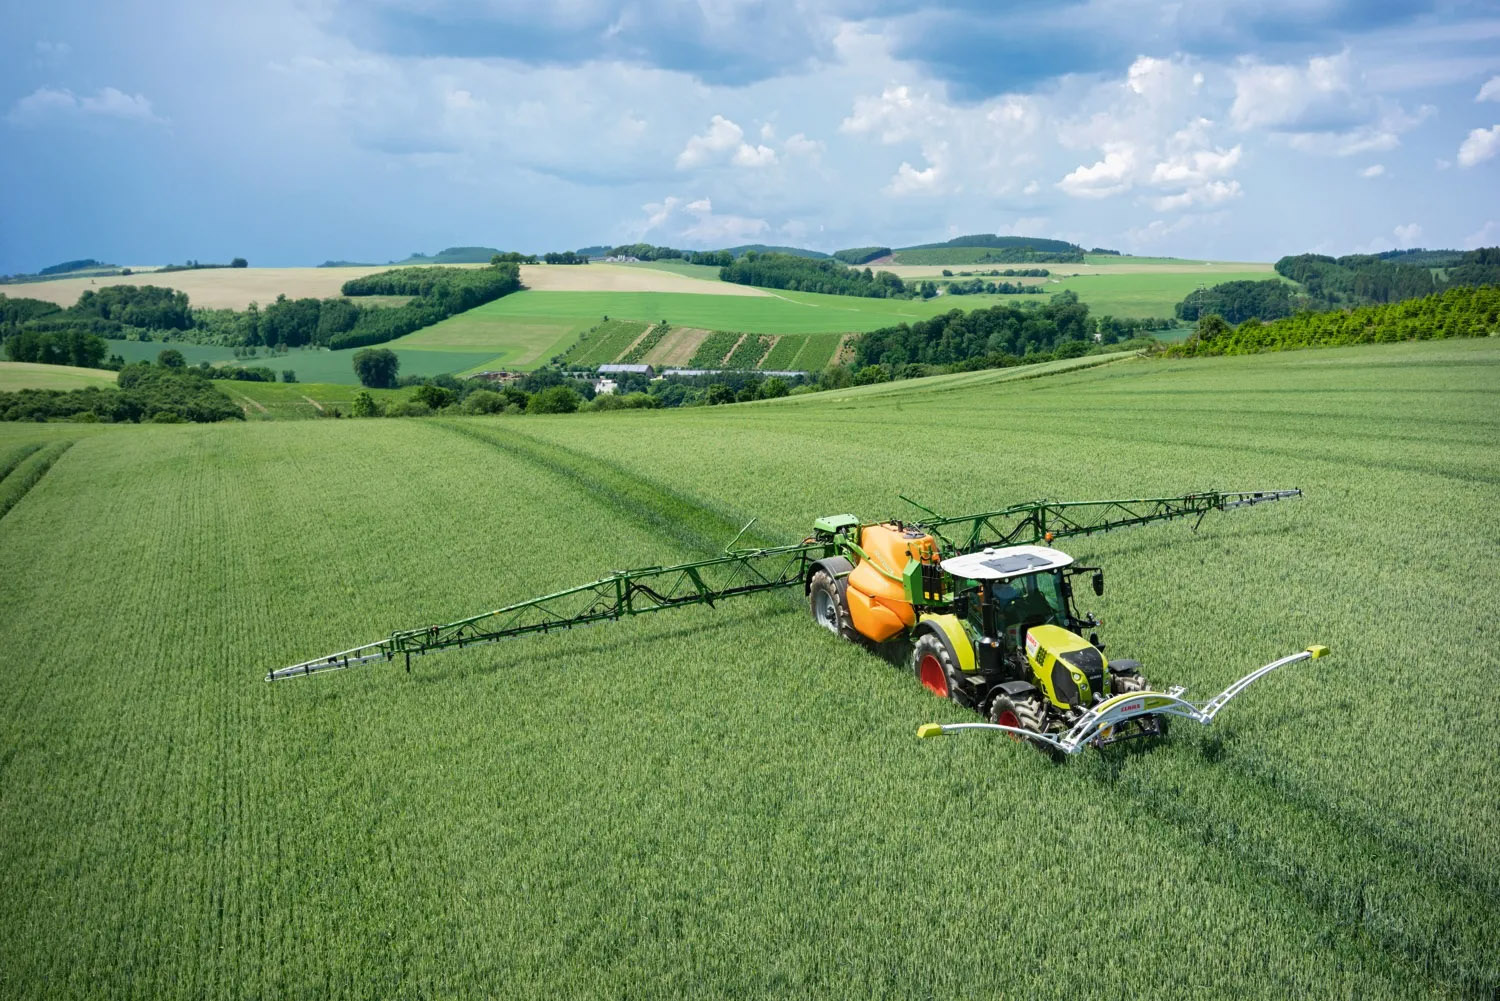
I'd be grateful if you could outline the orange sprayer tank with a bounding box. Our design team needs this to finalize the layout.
[846,523,936,642]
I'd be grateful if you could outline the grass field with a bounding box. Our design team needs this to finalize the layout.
[215,380,416,419]
[0,338,1495,998]
[0,361,118,391]
[1048,270,1286,318]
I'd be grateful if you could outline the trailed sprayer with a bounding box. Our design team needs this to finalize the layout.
[269,489,1325,756]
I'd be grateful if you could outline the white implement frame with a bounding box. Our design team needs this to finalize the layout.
[917,646,1327,754]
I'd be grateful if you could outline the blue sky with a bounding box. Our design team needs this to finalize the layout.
[2,0,1498,272]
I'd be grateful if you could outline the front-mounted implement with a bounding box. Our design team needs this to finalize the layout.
[269,488,1317,757]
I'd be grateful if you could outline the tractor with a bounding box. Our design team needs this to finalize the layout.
[268,490,1324,756]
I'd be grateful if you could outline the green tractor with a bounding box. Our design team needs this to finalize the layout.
[270,490,1325,757]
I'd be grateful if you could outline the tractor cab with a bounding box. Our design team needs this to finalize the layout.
[941,545,1078,648]
[940,545,1113,707]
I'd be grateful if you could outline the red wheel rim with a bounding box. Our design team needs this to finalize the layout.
[918,654,949,697]
[995,708,1022,741]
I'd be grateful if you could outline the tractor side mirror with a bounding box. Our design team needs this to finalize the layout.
[1092,571,1104,596]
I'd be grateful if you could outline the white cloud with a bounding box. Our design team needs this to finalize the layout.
[782,132,823,159]
[34,40,70,60]
[1478,76,1500,102]
[1149,145,1241,185]
[887,160,940,195]
[1229,52,1428,157]
[1360,163,1385,178]
[1464,220,1499,249]
[731,143,777,167]
[1393,223,1422,245]
[1022,180,1040,195]
[1058,144,1137,198]
[6,85,163,126]
[1150,179,1242,211]
[1230,52,1355,131]
[1457,124,1500,167]
[759,122,774,140]
[677,114,745,168]
[678,114,778,169]
[638,194,768,244]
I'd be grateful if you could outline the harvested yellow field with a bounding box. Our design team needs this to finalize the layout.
[10,262,768,311]
[9,266,428,310]
[515,264,768,296]
[643,326,713,365]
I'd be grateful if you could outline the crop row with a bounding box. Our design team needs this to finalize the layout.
[0,439,72,521]
[724,334,772,369]
[620,324,666,363]
[565,319,650,365]
[686,330,743,368]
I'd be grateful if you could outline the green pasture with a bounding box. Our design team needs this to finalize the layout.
[1048,270,1284,318]
[0,362,118,391]
[215,380,415,420]
[617,260,725,281]
[0,338,1496,998]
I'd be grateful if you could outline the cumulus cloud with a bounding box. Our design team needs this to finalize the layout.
[1150,179,1242,211]
[677,114,778,169]
[1360,163,1385,178]
[1457,125,1500,168]
[7,86,163,125]
[1058,144,1137,198]
[677,114,745,168]
[1464,220,1499,249]
[1393,223,1422,245]
[1477,76,1500,102]
[887,160,940,195]
[732,143,777,167]
[638,194,768,244]
[782,132,824,159]
[1229,51,1427,156]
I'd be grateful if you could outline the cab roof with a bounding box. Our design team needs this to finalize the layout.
[940,544,1074,581]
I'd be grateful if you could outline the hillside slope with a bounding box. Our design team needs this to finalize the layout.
[0,339,1496,999]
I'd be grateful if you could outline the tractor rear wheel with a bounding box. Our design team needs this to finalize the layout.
[911,633,956,699]
[988,692,1046,741]
[809,570,855,641]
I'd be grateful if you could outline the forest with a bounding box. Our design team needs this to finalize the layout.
[719,253,911,298]
[1170,284,1499,356]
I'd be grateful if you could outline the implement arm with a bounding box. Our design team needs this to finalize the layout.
[914,489,1300,552]
[267,541,825,681]
[267,488,1300,682]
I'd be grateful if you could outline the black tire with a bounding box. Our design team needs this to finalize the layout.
[809,569,855,641]
[1111,671,1147,696]
[988,691,1047,742]
[911,633,957,699]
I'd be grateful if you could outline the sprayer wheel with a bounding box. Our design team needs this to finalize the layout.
[808,570,855,642]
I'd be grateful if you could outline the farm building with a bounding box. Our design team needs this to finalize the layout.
[598,363,654,376]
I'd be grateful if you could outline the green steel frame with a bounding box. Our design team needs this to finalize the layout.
[266,488,1299,682]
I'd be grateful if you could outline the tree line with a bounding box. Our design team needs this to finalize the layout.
[719,253,912,298]
[0,263,525,374]
[0,363,244,423]
[1177,246,1500,325]
[1169,284,1499,357]
[854,291,1097,366]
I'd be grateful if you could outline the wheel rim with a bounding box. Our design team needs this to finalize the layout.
[813,588,837,632]
[996,708,1023,741]
[918,654,948,697]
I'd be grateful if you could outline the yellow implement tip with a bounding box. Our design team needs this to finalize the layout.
[916,723,945,739]
[1307,644,1330,658]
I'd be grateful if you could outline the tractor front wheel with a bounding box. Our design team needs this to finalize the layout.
[809,570,855,641]
[911,633,956,699]
[988,692,1047,742]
